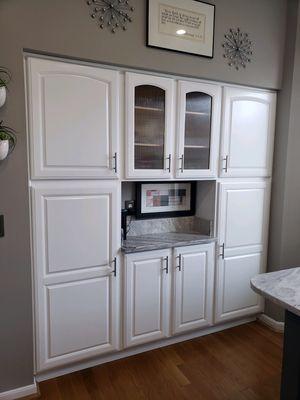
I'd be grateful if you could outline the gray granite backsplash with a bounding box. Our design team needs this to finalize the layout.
[126,216,212,237]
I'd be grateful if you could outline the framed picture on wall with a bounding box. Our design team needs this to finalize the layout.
[136,181,196,219]
[147,0,215,58]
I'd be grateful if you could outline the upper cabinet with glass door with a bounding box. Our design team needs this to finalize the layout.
[176,81,221,179]
[125,72,175,179]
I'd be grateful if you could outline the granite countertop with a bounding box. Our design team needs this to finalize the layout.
[251,268,300,317]
[122,232,216,254]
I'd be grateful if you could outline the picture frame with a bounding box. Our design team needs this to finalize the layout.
[147,0,215,58]
[136,181,196,219]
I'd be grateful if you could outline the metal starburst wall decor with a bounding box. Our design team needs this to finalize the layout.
[222,28,253,71]
[86,0,135,33]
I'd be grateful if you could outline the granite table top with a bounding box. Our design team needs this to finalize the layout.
[121,232,216,254]
[251,267,300,317]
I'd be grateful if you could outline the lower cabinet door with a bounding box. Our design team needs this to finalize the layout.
[31,181,120,372]
[38,272,120,372]
[173,243,215,334]
[124,249,171,347]
[215,252,264,323]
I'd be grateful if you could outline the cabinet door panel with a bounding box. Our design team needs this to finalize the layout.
[176,81,221,178]
[46,195,109,273]
[32,181,119,275]
[218,181,270,255]
[215,253,263,322]
[126,72,174,179]
[173,244,214,334]
[124,250,171,347]
[32,181,120,372]
[216,180,270,323]
[220,87,276,177]
[27,57,119,179]
[48,277,110,357]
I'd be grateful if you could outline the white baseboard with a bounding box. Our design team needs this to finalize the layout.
[258,313,285,333]
[0,382,38,400]
[36,316,256,382]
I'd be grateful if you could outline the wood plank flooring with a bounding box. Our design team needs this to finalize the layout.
[35,322,283,400]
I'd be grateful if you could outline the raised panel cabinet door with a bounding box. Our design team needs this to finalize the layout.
[220,87,276,177]
[27,57,120,179]
[215,252,264,323]
[173,243,215,334]
[125,72,175,179]
[218,181,271,257]
[176,81,221,179]
[31,181,121,372]
[124,249,171,347]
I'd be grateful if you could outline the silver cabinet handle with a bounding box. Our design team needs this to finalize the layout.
[222,155,229,173]
[219,244,225,260]
[179,154,184,173]
[113,152,118,173]
[110,257,117,277]
[162,256,169,274]
[166,154,171,173]
[176,254,182,272]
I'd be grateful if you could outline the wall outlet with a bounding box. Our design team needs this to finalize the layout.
[0,215,4,237]
[125,200,135,215]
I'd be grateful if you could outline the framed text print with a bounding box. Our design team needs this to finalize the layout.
[136,181,196,219]
[147,0,215,58]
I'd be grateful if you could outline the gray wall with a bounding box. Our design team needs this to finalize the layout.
[0,0,287,392]
[267,0,300,321]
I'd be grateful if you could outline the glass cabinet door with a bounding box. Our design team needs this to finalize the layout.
[134,85,165,170]
[126,73,175,179]
[176,81,221,178]
[183,92,212,170]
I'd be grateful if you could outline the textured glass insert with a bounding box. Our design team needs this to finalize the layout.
[184,92,212,170]
[134,85,165,170]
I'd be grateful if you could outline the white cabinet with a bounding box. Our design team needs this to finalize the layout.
[176,81,221,179]
[31,181,120,372]
[220,87,276,178]
[173,243,214,334]
[124,249,171,347]
[216,253,264,322]
[125,72,175,179]
[125,73,222,180]
[124,243,215,347]
[215,181,271,322]
[27,57,120,179]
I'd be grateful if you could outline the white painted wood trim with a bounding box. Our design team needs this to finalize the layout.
[0,382,38,400]
[36,316,256,382]
[258,314,284,333]
[23,51,277,93]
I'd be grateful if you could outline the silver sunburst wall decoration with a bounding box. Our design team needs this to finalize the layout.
[222,28,253,70]
[86,0,135,33]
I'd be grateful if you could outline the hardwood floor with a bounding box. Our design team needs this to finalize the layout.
[36,322,283,400]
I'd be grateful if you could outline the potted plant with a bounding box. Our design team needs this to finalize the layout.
[0,120,17,161]
[0,67,11,108]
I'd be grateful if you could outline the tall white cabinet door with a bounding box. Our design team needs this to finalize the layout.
[27,57,120,179]
[125,72,175,179]
[176,81,221,179]
[173,243,215,334]
[31,181,121,372]
[124,249,171,347]
[215,181,271,323]
[220,87,276,177]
